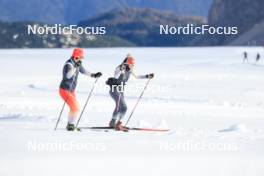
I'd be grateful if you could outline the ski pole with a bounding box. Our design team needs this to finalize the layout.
[54,101,66,130]
[124,78,151,127]
[54,81,75,130]
[116,92,122,114]
[75,77,99,128]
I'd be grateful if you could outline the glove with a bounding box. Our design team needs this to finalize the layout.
[146,73,154,79]
[92,72,102,78]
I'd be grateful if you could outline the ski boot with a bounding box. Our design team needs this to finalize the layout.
[109,119,116,128]
[115,121,129,132]
[66,123,80,131]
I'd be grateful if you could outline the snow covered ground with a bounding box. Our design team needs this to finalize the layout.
[0,47,264,176]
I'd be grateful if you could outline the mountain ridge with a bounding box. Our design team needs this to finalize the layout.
[0,0,212,24]
[79,8,205,46]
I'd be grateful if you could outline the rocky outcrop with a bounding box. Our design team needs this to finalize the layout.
[205,0,264,45]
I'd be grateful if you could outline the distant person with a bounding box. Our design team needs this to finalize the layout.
[59,48,102,131]
[256,53,261,64]
[243,51,248,64]
[106,54,154,131]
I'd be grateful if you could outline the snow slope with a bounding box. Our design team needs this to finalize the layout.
[0,47,264,176]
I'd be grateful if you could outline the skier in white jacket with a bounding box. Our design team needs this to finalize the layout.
[106,54,154,131]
